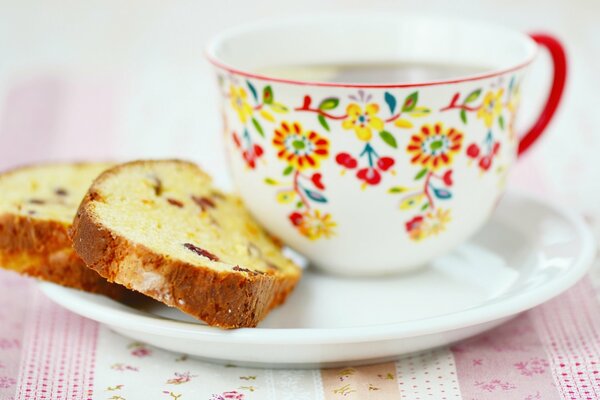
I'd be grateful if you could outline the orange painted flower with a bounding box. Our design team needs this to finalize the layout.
[290,210,336,240]
[342,103,384,141]
[406,208,451,241]
[477,89,504,128]
[407,123,463,171]
[272,121,329,171]
[229,85,253,124]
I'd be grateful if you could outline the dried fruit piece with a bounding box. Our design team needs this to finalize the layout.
[149,175,163,196]
[183,243,219,261]
[192,196,216,211]
[28,199,45,205]
[167,198,184,208]
[55,188,68,196]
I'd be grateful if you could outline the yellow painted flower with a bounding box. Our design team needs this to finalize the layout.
[407,123,463,171]
[272,121,329,171]
[229,85,253,124]
[477,89,504,128]
[342,103,384,141]
[296,210,336,240]
[406,208,451,241]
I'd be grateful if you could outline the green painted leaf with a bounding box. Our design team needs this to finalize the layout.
[421,202,429,211]
[402,92,419,112]
[283,165,294,176]
[460,109,468,124]
[498,115,505,130]
[384,92,397,114]
[414,168,428,180]
[262,86,274,104]
[318,114,330,131]
[379,130,397,149]
[465,89,482,103]
[252,118,264,137]
[388,186,407,194]
[296,201,304,209]
[264,178,278,185]
[318,97,339,110]
[269,102,288,113]
[246,81,258,102]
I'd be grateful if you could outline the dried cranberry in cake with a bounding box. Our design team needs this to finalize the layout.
[167,198,184,208]
[149,175,163,196]
[183,243,220,261]
[55,188,68,196]
[192,195,216,211]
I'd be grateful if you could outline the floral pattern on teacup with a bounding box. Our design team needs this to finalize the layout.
[266,120,336,240]
[220,74,519,242]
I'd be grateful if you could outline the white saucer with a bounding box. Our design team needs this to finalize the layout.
[40,191,596,368]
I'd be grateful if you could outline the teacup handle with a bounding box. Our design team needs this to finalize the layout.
[518,33,567,155]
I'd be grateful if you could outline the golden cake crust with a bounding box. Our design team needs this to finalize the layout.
[70,160,300,328]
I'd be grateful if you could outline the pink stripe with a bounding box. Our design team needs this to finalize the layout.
[529,277,600,400]
[15,289,99,400]
[0,76,118,171]
[0,272,32,400]
[452,313,560,399]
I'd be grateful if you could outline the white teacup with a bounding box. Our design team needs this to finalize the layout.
[207,15,566,276]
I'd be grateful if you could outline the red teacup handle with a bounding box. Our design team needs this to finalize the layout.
[518,33,568,156]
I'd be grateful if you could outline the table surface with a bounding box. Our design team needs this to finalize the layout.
[1,1,599,399]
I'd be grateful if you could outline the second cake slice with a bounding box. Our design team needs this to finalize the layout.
[70,160,301,328]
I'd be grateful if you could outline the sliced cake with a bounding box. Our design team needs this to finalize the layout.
[70,160,301,328]
[0,162,125,297]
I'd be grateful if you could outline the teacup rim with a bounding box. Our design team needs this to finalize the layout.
[205,14,539,89]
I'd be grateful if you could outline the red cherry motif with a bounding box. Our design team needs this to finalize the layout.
[377,157,395,171]
[311,173,325,190]
[492,142,501,155]
[356,167,381,185]
[442,170,453,186]
[466,143,480,158]
[479,156,492,171]
[335,152,358,169]
[253,144,264,157]
[289,212,303,226]
[346,158,358,169]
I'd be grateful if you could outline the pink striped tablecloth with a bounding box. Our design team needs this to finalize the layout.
[1,76,599,400]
